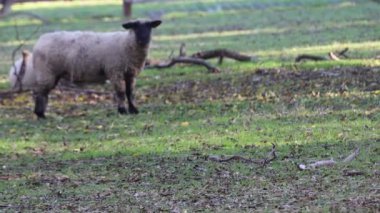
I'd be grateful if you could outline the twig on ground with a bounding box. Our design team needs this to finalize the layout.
[263,143,277,164]
[299,159,337,170]
[191,49,255,65]
[337,47,349,58]
[179,43,186,57]
[295,55,328,62]
[298,148,360,170]
[145,44,256,72]
[145,56,221,73]
[208,143,277,166]
[342,170,365,176]
[295,47,350,62]
[208,155,254,163]
[342,148,360,163]
[328,52,341,61]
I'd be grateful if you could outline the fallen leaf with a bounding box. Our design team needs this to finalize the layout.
[181,121,190,127]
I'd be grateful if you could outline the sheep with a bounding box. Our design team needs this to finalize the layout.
[8,50,36,91]
[31,19,162,118]
[9,51,76,91]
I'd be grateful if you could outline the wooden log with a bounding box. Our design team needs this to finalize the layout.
[191,49,254,64]
[145,56,220,73]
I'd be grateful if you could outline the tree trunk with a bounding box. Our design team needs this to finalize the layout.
[0,0,13,16]
[123,0,133,18]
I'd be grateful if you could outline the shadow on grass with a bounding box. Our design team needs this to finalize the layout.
[1,137,379,211]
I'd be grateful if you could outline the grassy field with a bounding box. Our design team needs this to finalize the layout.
[0,0,379,211]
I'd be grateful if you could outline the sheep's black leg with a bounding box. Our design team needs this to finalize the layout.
[34,91,49,119]
[111,77,128,115]
[125,74,139,114]
[33,74,62,119]
[116,90,127,114]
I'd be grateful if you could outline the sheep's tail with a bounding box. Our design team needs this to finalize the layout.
[13,50,30,91]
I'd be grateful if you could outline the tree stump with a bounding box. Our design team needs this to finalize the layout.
[123,0,133,18]
[0,0,13,16]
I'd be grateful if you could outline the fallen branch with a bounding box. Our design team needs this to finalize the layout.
[146,44,256,72]
[298,148,360,170]
[342,147,360,163]
[299,159,336,170]
[191,49,255,65]
[208,155,254,163]
[145,56,220,73]
[295,48,350,62]
[336,47,349,58]
[208,143,276,166]
[342,170,365,176]
[263,143,277,164]
[295,54,327,62]
[179,42,186,57]
[328,52,341,61]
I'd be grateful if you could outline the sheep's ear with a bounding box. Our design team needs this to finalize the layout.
[122,21,139,30]
[149,20,162,28]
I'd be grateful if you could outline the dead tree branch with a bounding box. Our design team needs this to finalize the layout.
[342,170,365,176]
[146,43,256,72]
[191,49,254,65]
[337,47,349,58]
[208,143,277,166]
[342,148,360,163]
[208,155,254,163]
[295,48,350,63]
[179,43,186,57]
[295,54,327,62]
[145,56,221,73]
[298,148,360,170]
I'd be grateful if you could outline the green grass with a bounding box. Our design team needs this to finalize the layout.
[1,0,380,211]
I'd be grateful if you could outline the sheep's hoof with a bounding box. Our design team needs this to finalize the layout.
[36,113,46,119]
[118,107,128,114]
[129,107,139,114]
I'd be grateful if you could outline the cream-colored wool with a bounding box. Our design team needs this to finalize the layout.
[9,53,36,90]
[32,30,149,89]
[30,19,161,118]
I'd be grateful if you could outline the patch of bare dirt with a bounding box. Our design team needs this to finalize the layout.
[140,67,380,105]
[1,67,379,112]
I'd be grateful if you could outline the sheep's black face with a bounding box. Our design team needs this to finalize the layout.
[123,20,162,47]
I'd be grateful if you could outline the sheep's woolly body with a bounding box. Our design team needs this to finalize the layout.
[30,19,162,118]
[9,52,36,90]
[33,30,149,86]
